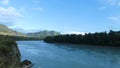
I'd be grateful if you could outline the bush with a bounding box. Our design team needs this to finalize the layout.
[0,44,11,53]
[1,40,16,46]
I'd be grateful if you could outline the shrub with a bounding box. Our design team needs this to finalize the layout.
[0,44,11,53]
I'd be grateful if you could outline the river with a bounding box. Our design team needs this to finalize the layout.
[17,41,120,68]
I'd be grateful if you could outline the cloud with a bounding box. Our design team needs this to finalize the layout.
[98,0,120,10]
[106,0,116,5]
[32,8,43,11]
[0,6,23,26]
[118,2,120,6]
[62,31,85,35]
[0,6,23,17]
[100,0,120,6]
[107,16,120,23]
[0,0,9,5]
[98,6,107,10]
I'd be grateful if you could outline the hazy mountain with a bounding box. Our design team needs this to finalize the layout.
[27,30,61,39]
[0,24,25,36]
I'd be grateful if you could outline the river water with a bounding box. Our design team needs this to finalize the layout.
[17,41,120,68]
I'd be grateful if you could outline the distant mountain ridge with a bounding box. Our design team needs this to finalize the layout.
[0,24,25,36]
[27,30,61,39]
[0,24,60,38]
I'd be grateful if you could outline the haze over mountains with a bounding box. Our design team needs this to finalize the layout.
[0,24,25,36]
[0,24,60,39]
[27,30,61,39]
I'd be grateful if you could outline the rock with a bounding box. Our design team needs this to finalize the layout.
[21,60,34,68]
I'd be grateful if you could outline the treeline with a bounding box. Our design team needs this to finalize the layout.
[0,35,42,41]
[44,30,120,46]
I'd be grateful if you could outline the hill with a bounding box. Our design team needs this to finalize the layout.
[0,24,25,36]
[27,30,61,39]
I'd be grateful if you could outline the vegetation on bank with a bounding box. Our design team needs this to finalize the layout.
[0,38,21,68]
[0,34,34,68]
[44,30,120,46]
[0,40,16,54]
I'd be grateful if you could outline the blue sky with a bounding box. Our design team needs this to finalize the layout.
[0,0,120,34]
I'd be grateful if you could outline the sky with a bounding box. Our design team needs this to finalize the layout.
[0,0,120,34]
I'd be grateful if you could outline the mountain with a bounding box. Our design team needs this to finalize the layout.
[0,24,25,36]
[27,30,61,39]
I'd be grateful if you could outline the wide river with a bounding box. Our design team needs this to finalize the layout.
[17,41,120,68]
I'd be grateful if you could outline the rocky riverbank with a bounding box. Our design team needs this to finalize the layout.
[0,40,33,68]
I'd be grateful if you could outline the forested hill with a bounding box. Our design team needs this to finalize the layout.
[0,24,25,36]
[27,30,61,39]
[44,30,120,47]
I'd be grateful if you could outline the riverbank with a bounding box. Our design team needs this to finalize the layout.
[0,40,33,68]
[0,40,21,68]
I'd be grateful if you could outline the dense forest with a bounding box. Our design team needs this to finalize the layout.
[44,30,120,46]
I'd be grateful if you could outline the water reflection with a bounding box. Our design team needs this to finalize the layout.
[53,43,120,55]
[52,43,120,68]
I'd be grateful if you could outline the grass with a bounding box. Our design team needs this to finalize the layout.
[0,40,16,53]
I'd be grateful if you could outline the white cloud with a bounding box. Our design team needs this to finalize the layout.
[98,0,120,10]
[0,7,23,17]
[62,31,85,35]
[100,0,120,6]
[0,6,23,25]
[118,2,120,6]
[106,0,116,5]
[32,8,43,11]
[0,0,9,5]
[98,6,107,10]
[107,16,120,23]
